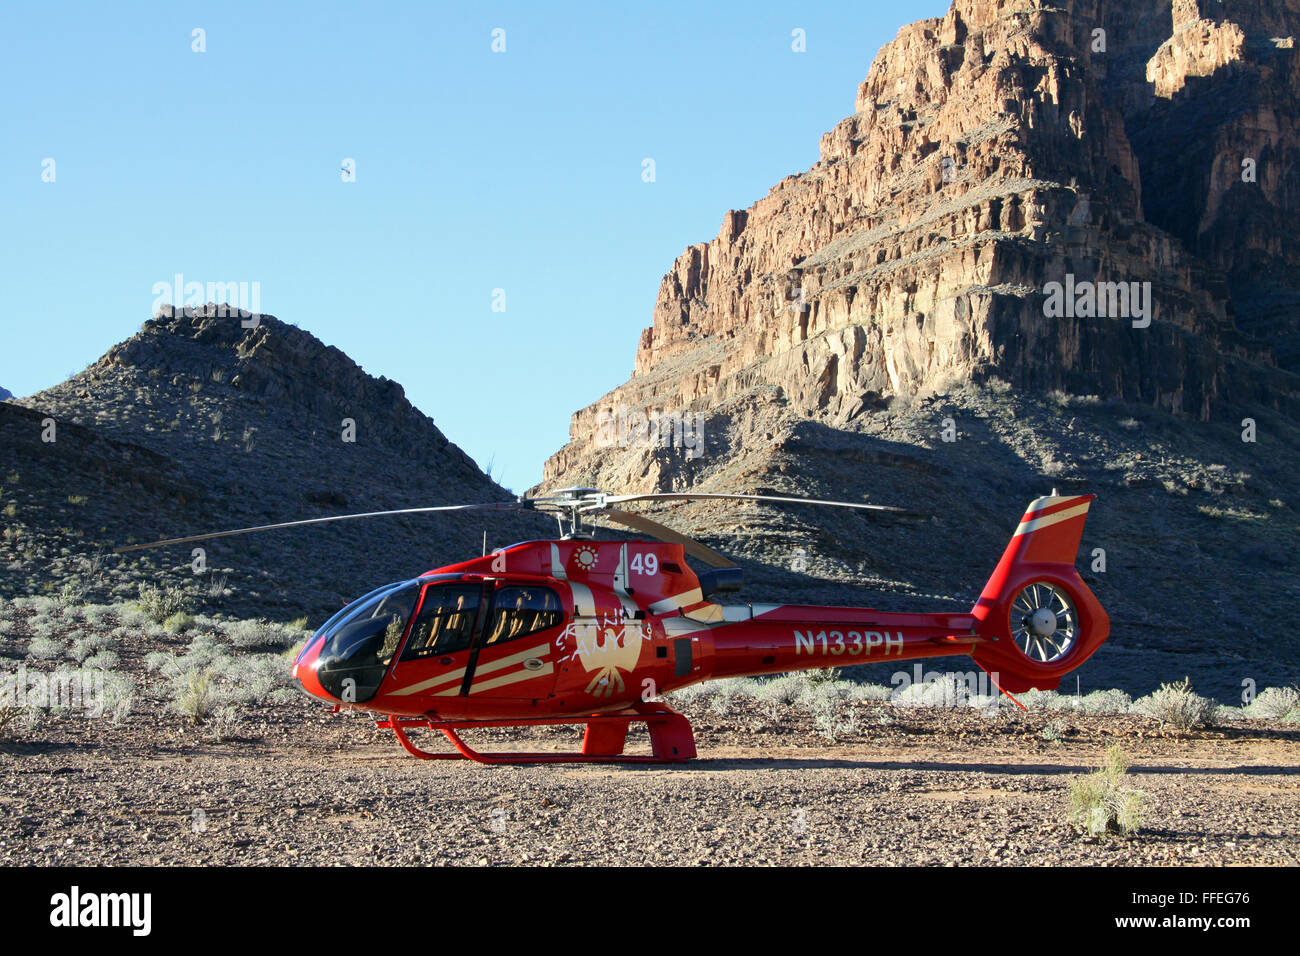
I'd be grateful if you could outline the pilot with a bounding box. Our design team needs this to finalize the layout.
[406,610,436,656]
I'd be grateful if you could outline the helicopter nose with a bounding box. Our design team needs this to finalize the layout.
[292,634,331,701]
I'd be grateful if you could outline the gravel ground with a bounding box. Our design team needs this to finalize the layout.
[2,698,1296,866]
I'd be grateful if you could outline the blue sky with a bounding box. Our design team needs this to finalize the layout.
[1,0,948,493]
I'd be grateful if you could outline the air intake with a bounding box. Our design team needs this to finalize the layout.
[698,567,743,597]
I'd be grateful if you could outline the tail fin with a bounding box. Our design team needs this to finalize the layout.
[970,494,1109,693]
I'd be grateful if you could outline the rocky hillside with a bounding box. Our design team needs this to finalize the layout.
[537,0,1300,699]
[0,305,551,622]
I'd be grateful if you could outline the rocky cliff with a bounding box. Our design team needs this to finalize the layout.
[538,0,1300,697]
[550,0,1299,471]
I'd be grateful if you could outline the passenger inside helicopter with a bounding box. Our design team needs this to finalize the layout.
[402,584,482,659]
[484,586,563,644]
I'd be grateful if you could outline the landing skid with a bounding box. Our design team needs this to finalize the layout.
[376,702,697,764]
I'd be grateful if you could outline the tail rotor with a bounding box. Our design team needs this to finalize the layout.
[971,494,1109,691]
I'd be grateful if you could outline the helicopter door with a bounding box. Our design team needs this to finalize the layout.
[462,584,564,700]
[391,583,486,701]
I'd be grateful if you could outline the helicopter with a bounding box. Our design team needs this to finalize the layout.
[116,487,1109,764]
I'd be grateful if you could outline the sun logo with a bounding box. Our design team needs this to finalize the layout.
[573,546,598,571]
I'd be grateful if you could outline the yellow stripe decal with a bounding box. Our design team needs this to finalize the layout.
[473,643,551,677]
[390,666,467,697]
[469,661,554,694]
[1014,502,1090,537]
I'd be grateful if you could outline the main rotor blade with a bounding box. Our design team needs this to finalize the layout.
[599,508,737,569]
[114,502,529,554]
[598,492,907,513]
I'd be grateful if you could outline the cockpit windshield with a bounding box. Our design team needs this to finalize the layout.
[312,580,421,703]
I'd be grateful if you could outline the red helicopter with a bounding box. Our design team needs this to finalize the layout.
[118,488,1109,764]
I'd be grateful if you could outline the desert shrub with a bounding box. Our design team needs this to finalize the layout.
[1068,745,1146,838]
[665,682,713,707]
[214,655,293,705]
[48,667,134,722]
[810,697,859,742]
[68,633,113,663]
[223,618,297,649]
[151,631,294,714]
[163,611,195,634]
[82,651,120,671]
[29,616,59,639]
[803,679,858,705]
[27,637,65,661]
[143,651,175,674]
[0,705,21,740]
[205,573,231,601]
[82,605,116,627]
[203,705,243,742]
[25,596,59,615]
[1134,677,1218,732]
[0,683,40,738]
[1041,719,1067,742]
[1244,686,1300,720]
[0,671,24,739]
[113,605,153,630]
[847,683,894,703]
[805,667,842,684]
[136,583,189,625]
[151,633,231,680]
[58,603,88,622]
[54,581,87,609]
[703,678,759,716]
[892,673,976,708]
[1019,689,1078,712]
[1079,688,1132,715]
[755,674,810,706]
[172,669,218,723]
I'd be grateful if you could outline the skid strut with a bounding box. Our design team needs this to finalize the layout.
[375,702,697,764]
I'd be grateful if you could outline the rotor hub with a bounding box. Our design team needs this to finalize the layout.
[1028,607,1057,638]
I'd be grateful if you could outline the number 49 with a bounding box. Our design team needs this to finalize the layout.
[630,552,659,576]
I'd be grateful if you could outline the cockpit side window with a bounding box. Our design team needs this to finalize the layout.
[402,584,483,659]
[484,586,563,645]
[312,580,420,703]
